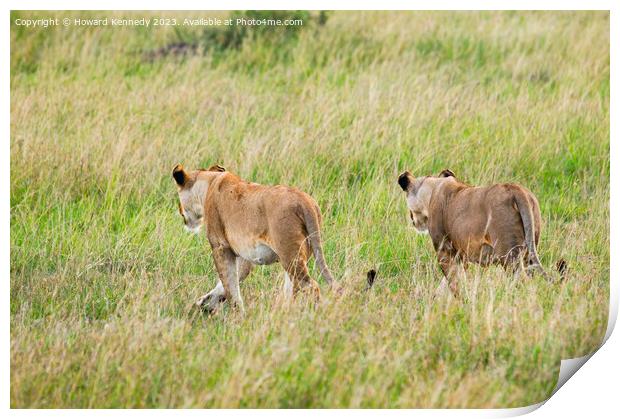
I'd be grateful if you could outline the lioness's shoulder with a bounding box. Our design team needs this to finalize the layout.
[205,164,226,172]
[205,170,248,194]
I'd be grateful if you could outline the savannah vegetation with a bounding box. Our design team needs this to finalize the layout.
[10,11,609,408]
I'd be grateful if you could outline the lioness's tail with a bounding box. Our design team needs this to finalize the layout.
[556,258,569,281]
[513,189,547,278]
[301,204,335,286]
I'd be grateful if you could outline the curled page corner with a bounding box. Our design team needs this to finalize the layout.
[495,354,599,417]
[542,289,618,409]
[496,401,545,417]
[497,285,618,417]
[552,354,594,396]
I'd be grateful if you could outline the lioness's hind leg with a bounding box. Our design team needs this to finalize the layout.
[508,260,526,280]
[273,229,321,302]
[501,246,526,279]
[282,257,320,303]
[282,272,294,301]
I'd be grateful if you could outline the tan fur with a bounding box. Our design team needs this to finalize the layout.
[173,164,334,313]
[398,169,547,295]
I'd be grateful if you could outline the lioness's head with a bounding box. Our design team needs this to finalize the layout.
[172,163,226,234]
[397,169,456,233]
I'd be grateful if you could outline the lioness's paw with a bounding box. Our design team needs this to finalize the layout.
[195,293,227,315]
[195,295,208,308]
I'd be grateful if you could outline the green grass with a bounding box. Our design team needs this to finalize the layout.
[10,10,609,408]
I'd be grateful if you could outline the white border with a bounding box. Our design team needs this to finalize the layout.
[2,1,617,11]
[3,1,616,417]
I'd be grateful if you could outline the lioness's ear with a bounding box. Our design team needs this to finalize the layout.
[398,171,414,191]
[172,164,189,186]
[439,169,455,178]
[207,164,226,172]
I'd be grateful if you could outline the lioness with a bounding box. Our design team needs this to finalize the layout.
[173,164,335,313]
[397,169,549,295]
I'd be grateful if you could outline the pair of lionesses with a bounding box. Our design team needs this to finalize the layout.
[172,164,565,313]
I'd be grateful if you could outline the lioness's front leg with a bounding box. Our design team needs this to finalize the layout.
[212,247,247,313]
[196,280,225,312]
[197,257,253,313]
[437,249,460,297]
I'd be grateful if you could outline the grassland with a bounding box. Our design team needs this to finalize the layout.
[10,11,609,408]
